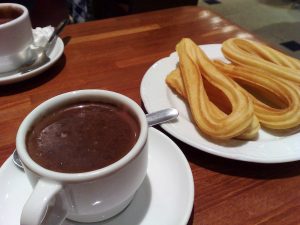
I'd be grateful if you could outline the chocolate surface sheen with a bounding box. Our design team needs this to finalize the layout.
[26,102,140,173]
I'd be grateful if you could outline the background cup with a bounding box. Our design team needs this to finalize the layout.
[16,90,148,225]
[0,3,34,73]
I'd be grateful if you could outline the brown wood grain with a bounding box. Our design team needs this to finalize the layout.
[1,6,300,225]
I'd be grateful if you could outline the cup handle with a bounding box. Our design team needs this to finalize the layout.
[21,178,67,225]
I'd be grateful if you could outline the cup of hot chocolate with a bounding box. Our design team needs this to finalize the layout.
[16,90,148,225]
[0,3,34,73]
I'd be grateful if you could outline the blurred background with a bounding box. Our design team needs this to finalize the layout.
[197,0,300,58]
[3,0,299,58]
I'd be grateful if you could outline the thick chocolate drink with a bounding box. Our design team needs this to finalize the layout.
[0,6,23,25]
[26,102,140,173]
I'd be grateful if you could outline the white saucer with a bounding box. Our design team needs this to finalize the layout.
[0,37,64,85]
[0,128,194,225]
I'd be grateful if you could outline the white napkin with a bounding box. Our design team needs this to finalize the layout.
[32,26,54,47]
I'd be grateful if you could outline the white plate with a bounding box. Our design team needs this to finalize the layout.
[141,44,300,163]
[0,128,194,225]
[0,37,64,85]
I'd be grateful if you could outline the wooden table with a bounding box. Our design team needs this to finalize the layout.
[1,6,300,225]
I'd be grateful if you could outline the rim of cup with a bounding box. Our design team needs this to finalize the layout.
[0,3,28,29]
[16,90,148,182]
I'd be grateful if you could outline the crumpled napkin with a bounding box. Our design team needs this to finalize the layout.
[32,26,54,47]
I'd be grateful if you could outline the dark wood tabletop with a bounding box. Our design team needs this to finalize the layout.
[1,6,300,225]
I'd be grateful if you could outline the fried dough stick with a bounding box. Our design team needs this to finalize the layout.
[222,38,300,85]
[166,68,260,139]
[169,38,258,140]
[214,61,300,129]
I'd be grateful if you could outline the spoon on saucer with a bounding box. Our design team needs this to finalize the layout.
[18,18,69,74]
[12,108,179,170]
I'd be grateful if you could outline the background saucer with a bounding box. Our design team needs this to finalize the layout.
[0,37,64,85]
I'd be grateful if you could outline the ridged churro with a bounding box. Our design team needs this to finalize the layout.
[166,38,259,140]
[166,68,260,140]
[214,61,300,129]
[222,38,300,85]
[165,37,300,141]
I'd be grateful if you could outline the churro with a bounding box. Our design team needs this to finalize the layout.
[222,38,300,85]
[167,38,259,140]
[166,67,260,140]
[165,37,300,140]
[214,61,300,129]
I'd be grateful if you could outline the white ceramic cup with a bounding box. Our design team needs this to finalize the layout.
[16,90,148,225]
[0,3,34,73]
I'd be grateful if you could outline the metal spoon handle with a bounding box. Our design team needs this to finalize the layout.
[146,108,178,127]
[47,18,69,46]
